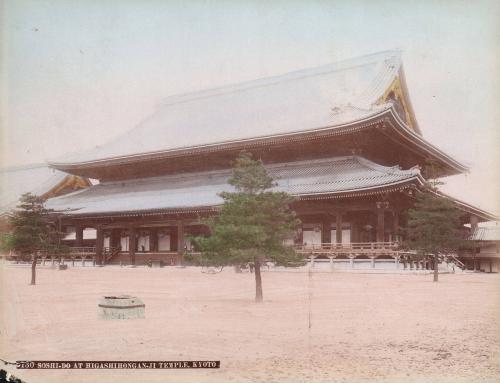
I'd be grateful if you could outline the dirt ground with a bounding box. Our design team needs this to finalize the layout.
[1,264,499,383]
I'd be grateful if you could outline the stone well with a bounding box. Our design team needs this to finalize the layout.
[98,295,145,320]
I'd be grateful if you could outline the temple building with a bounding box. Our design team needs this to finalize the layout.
[45,51,497,267]
[466,227,500,273]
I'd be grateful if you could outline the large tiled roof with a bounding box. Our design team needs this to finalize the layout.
[0,164,69,214]
[46,156,423,216]
[51,51,406,166]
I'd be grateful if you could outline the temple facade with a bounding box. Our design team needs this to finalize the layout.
[45,51,497,268]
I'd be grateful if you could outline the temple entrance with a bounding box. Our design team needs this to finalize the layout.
[158,230,171,251]
[137,231,150,252]
[331,223,351,244]
[120,231,129,251]
[302,224,322,248]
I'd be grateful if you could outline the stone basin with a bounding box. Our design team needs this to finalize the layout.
[98,295,145,320]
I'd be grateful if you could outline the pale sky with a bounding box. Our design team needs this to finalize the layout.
[1,0,499,216]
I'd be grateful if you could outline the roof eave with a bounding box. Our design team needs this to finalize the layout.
[49,108,466,179]
[48,108,392,171]
[432,190,499,222]
[384,108,468,175]
[56,176,423,219]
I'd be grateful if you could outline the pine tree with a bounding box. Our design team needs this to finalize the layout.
[405,183,465,282]
[1,193,67,285]
[192,152,302,302]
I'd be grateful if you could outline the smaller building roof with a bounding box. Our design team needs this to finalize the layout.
[46,156,423,217]
[0,164,69,215]
[470,227,500,241]
[433,190,499,223]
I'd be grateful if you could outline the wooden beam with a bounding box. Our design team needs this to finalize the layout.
[129,226,137,266]
[336,213,342,244]
[62,217,205,229]
[95,225,104,266]
[376,207,385,242]
[322,216,331,244]
[392,210,400,241]
[75,226,83,247]
[470,214,479,231]
[177,221,185,255]
[177,220,185,266]
[110,228,121,249]
[294,204,400,216]
[150,227,159,252]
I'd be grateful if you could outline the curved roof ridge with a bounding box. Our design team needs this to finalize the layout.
[159,50,402,107]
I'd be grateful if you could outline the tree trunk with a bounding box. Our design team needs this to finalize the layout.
[254,257,263,302]
[31,254,37,285]
[433,254,439,282]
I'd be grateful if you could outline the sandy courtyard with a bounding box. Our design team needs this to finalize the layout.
[1,264,499,383]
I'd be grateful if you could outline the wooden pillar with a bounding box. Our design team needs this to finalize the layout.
[297,226,304,246]
[470,215,479,232]
[150,228,159,252]
[376,202,388,243]
[110,229,121,249]
[392,211,400,242]
[57,217,62,246]
[95,225,104,266]
[129,226,137,266]
[177,220,184,265]
[377,210,384,242]
[336,213,343,244]
[75,226,84,247]
[322,217,331,245]
[351,217,359,243]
